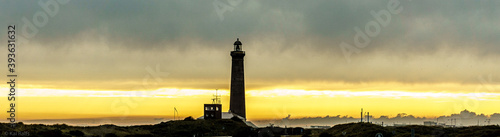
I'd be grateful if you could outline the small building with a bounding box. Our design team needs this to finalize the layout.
[310,125,331,129]
[197,111,257,128]
[393,123,407,127]
[424,121,437,126]
[204,104,222,119]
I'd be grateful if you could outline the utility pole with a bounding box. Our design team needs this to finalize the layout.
[360,108,363,123]
[173,107,178,120]
[367,112,370,123]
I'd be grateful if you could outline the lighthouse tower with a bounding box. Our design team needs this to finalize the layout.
[229,38,246,119]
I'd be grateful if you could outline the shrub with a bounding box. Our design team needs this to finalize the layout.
[69,130,84,136]
[231,116,243,123]
[184,116,195,121]
[104,133,118,137]
[319,132,333,137]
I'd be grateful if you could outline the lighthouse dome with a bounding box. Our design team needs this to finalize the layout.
[234,38,242,45]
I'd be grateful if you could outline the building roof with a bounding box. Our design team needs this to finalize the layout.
[221,112,245,120]
[197,111,257,128]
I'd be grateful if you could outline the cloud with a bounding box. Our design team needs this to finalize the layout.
[1,0,499,91]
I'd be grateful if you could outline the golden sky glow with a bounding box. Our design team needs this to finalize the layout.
[1,1,500,125]
[1,81,499,122]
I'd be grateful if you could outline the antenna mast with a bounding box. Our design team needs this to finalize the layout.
[212,89,221,104]
[361,108,363,123]
[173,107,179,120]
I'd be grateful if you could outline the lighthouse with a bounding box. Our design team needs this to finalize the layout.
[229,38,246,119]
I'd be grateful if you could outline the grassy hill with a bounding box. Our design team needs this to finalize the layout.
[2,120,500,137]
[320,122,500,137]
[0,117,254,137]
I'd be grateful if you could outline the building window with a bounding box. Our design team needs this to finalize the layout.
[216,107,219,111]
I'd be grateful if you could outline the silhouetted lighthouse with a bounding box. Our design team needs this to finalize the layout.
[229,38,246,119]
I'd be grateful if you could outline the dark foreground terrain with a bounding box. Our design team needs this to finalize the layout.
[1,118,499,137]
[320,122,500,137]
[1,117,254,137]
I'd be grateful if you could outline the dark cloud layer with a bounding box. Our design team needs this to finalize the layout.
[1,0,499,90]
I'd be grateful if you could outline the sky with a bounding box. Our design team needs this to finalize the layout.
[0,0,499,123]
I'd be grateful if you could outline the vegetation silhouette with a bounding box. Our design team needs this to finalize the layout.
[2,120,499,137]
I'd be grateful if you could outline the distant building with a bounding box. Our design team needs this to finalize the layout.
[424,121,437,126]
[310,125,331,129]
[393,123,407,127]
